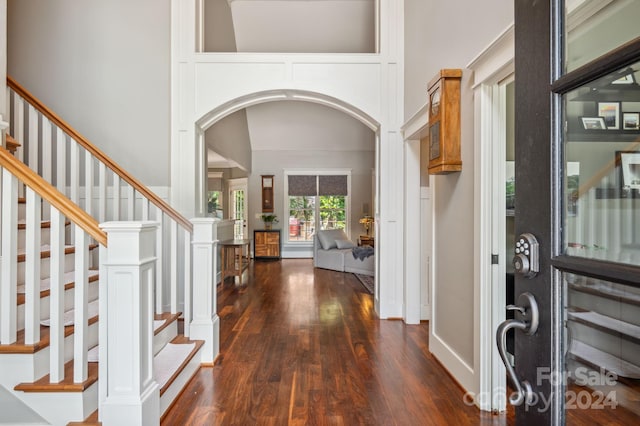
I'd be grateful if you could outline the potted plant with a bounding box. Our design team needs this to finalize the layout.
[260,214,279,230]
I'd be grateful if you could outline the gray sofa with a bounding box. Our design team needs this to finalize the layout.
[313,229,375,276]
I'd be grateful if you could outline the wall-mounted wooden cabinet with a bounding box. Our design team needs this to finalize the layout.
[254,229,281,260]
[423,69,462,175]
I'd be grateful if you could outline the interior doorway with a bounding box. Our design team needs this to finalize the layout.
[229,178,248,240]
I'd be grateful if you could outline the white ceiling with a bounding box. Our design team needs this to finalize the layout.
[205,0,376,168]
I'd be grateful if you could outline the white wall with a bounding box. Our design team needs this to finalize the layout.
[205,109,252,172]
[404,0,513,393]
[7,0,171,186]
[204,0,237,52]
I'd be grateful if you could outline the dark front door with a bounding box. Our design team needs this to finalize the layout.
[507,1,640,424]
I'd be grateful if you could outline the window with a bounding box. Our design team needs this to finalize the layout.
[286,172,350,243]
[207,190,223,218]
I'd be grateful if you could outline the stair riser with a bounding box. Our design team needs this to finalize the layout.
[153,321,178,356]
[16,280,100,331]
[18,251,87,281]
[160,347,202,416]
[0,322,99,388]
[16,381,98,426]
[18,227,52,251]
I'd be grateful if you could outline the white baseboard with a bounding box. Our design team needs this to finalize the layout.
[429,330,476,394]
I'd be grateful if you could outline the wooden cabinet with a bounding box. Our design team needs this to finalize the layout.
[424,69,462,175]
[254,230,281,259]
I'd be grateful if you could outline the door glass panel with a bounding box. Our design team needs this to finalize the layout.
[564,272,640,424]
[563,60,640,266]
[565,0,640,73]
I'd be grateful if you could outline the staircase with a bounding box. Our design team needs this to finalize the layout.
[0,78,228,425]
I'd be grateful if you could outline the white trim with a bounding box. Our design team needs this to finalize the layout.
[400,101,429,140]
[430,329,476,392]
[403,139,420,324]
[208,171,224,179]
[467,24,514,88]
[468,20,516,412]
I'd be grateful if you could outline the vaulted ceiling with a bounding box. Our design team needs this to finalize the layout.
[204,0,376,169]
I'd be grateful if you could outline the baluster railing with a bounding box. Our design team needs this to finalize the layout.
[7,77,194,330]
[0,146,107,388]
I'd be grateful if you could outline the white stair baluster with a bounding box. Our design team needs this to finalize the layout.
[73,225,89,382]
[170,220,178,314]
[183,228,191,337]
[85,150,93,216]
[24,188,41,344]
[41,118,53,220]
[70,142,79,206]
[42,117,52,183]
[27,105,38,173]
[99,162,107,223]
[49,207,65,382]
[13,94,24,164]
[69,143,79,243]
[155,208,164,314]
[0,169,18,344]
[112,174,121,220]
[127,185,135,219]
[142,198,149,220]
[56,129,67,196]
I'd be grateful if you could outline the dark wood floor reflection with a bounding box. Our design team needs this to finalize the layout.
[162,259,511,425]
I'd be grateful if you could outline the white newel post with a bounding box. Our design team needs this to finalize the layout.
[99,222,160,426]
[189,218,220,364]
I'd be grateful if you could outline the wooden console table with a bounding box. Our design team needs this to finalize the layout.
[220,239,251,285]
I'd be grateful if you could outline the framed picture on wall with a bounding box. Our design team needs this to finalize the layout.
[597,102,620,130]
[623,112,640,130]
[580,116,606,130]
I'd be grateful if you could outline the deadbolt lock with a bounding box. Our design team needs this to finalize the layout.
[513,233,539,278]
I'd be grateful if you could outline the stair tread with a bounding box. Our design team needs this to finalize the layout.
[86,313,182,362]
[0,310,99,354]
[17,269,100,305]
[568,310,640,342]
[12,335,202,395]
[17,243,99,262]
[67,410,99,426]
[157,337,204,395]
[15,359,98,393]
[570,340,640,379]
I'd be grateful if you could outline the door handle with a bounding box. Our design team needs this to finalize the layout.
[496,292,539,406]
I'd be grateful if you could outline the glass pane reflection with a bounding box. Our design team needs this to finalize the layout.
[565,0,640,73]
[563,60,640,266]
[564,273,640,423]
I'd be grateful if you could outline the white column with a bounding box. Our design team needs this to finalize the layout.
[189,218,220,364]
[99,221,160,426]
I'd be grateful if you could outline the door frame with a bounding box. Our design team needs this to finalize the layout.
[228,178,248,239]
[467,24,514,412]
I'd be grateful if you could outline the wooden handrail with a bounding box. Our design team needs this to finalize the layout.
[0,146,107,246]
[7,76,193,233]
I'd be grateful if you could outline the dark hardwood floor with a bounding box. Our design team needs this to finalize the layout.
[162,259,512,425]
